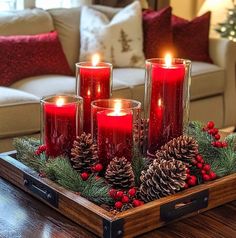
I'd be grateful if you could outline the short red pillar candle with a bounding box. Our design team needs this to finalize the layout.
[145,55,191,154]
[76,54,112,133]
[41,95,83,157]
[97,101,133,167]
[91,99,142,168]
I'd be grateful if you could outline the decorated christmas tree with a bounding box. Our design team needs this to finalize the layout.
[215,0,236,41]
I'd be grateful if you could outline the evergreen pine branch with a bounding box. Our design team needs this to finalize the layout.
[131,148,148,186]
[13,137,44,172]
[44,157,112,205]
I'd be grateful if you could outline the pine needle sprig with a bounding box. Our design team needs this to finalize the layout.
[131,148,148,186]
[13,137,44,172]
[44,157,112,205]
[81,176,113,205]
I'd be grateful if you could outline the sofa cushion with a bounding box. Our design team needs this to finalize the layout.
[0,8,54,35]
[48,5,120,72]
[79,1,145,67]
[143,6,173,59]
[11,75,77,98]
[0,87,40,138]
[172,12,212,63]
[0,31,72,86]
[48,7,81,72]
[191,62,225,100]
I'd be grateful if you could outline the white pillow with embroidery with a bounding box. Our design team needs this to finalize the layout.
[79,1,145,67]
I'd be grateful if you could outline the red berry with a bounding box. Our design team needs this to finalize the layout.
[202,127,208,132]
[197,163,203,169]
[192,160,197,165]
[38,144,47,152]
[133,199,141,207]
[208,129,215,135]
[203,174,210,181]
[128,188,136,197]
[187,178,197,186]
[211,141,216,147]
[34,149,41,155]
[139,201,144,206]
[215,141,222,148]
[94,163,103,172]
[109,189,117,198]
[207,121,215,129]
[186,174,191,179]
[81,172,89,181]
[203,164,211,171]
[186,168,190,174]
[211,128,219,136]
[209,171,217,180]
[184,183,189,189]
[121,195,129,203]
[116,191,124,199]
[115,201,123,209]
[190,175,197,181]
[201,170,206,174]
[214,134,221,140]
[221,141,228,147]
[196,155,203,162]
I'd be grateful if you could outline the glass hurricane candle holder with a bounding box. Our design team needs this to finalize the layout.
[41,94,83,158]
[91,99,141,168]
[76,55,112,133]
[144,56,191,155]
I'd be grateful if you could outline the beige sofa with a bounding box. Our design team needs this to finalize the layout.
[1,6,236,153]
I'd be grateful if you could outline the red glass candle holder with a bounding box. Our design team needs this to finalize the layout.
[91,99,141,168]
[144,57,191,155]
[41,95,83,158]
[76,61,112,134]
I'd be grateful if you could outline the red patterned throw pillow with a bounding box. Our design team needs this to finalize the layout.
[172,12,212,63]
[0,31,72,86]
[142,7,173,59]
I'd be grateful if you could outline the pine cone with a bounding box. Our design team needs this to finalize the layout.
[156,135,199,165]
[139,158,187,202]
[70,133,98,173]
[105,157,135,189]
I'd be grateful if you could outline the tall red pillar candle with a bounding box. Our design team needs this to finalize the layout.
[145,56,191,154]
[76,54,112,133]
[41,95,83,158]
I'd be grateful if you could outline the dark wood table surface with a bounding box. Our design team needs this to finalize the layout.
[0,177,235,238]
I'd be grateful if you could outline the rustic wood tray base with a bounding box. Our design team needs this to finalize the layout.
[0,152,236,238]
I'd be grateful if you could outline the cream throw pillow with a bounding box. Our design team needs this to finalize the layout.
[79,1,145,67]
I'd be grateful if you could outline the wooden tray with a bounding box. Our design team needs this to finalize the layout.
[0,151,236,238]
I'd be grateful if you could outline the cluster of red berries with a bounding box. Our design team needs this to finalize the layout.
[35,144,47,156]
[203,121,227,148]
[185,154,217,188]
[80,163,103,181]
[109,188,144,210]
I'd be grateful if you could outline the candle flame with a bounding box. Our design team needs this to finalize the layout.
[56,98,64,107]
[87,89,91,96]
[158,98,162,107]
[92,54,100,66]
[114,100,122,115]
[165,53,172,67]
[98,85,101,93]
